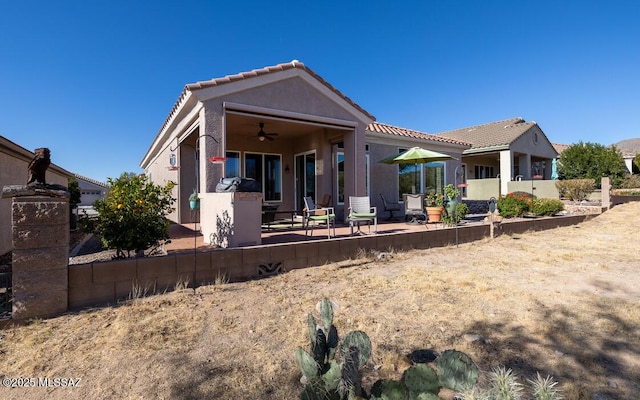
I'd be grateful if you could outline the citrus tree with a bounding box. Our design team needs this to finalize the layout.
[82,173,176,258]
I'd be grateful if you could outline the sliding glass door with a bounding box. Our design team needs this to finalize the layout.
[295,152,316,210]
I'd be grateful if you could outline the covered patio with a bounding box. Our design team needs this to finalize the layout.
[163,216,482,252]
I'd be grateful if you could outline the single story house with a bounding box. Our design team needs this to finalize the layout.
[72,173,109,207]
[0,135,73,255]
[435,117,558,199]
[140,60,470,245]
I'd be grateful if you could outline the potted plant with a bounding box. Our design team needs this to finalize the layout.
[189,190,199,210]
[425,192,445,222]
[444,184,460,219]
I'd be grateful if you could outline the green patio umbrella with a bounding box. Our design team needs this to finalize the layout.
[379,147,457,194]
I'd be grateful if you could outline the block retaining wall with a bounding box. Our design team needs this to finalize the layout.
[68,214,592,310]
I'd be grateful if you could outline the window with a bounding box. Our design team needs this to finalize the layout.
[225,151,240,178]
[245,152,282,201]
[337,152,344,204]
[397,148,417,198]
[365,153,370,197]
[424,162,444,194]
[474,165,495,179]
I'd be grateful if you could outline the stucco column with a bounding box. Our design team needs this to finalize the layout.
[519,154,532,179]
[499,150,512,195]
[2,186,69,319]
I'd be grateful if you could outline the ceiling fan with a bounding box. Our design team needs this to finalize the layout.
[255,122,278,142]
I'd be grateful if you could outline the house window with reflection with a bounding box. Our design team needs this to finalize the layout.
[225,151,240,178]
[424,162,444,194]
[245,152,282,201]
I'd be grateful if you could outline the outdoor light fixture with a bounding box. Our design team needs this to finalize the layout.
[169,153,177,167]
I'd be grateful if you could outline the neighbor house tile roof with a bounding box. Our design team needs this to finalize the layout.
[367,122,472,147]
[434,117,538,152]
[552,143,571,155]
[72,173,109,188]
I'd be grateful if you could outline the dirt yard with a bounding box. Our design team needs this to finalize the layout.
[1,203,639,400]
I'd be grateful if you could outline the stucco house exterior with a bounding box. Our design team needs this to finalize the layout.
[0,136,73,255]
[140,61,470,244]
[72,173,109,207]
[435,117,558,199]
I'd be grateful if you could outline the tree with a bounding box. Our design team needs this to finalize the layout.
[81,173,176,258]
[557,141,627,188]
[67,177,82,208]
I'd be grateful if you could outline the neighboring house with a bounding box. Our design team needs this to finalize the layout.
[140,60,470,235]
[435,117,558,198]
[365,122,470,204]
[622,153,637,174]
[0,135,73,255]
[72,173,109,207]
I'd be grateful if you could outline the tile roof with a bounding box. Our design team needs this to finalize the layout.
[552,142,571,154]
[367,122,472,147]
[72,172,109,188]
[157,61,375,145]
[434,117,538,151]
[187,60,375,121]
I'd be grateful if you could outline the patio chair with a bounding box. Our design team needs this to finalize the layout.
[379,193,401,221]
[403,193,426,224]
[347,196,377,235]
[318,194,332,208]
[303,196,336,239]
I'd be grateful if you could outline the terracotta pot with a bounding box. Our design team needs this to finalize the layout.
[425,206,443,222]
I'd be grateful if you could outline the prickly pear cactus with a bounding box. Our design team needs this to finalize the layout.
[301,380,341,400]
[339,331,371,366]
[319,297,334,330]
[370,379,409,400]
[403,364,440,395]
[296,347,320,380]
[414,393,439,400]
[436,349,479,391]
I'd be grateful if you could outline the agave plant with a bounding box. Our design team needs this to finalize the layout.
[527,372,563,400]
[487,367,524,400]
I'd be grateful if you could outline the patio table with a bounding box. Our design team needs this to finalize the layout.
[262,209,300,230]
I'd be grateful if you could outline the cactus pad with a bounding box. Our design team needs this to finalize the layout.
[403,364,440,395]
[436,349,479,391]
[339,331,371,366]
[370,379,409,400]
[296,347,320,379]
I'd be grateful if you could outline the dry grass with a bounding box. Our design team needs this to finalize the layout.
[1,203,640,399]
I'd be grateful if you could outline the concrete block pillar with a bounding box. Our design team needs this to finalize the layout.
[601,177,611,209]
[11,196,69,319]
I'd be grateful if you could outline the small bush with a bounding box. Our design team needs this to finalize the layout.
[497,193,531,218]
[555,179,595,201]
[531,198,565,216]
[442,201,470,225]
[621,174,640,189]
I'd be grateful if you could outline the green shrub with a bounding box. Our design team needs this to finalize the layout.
[497,193,531,218]
[621,174,640,189]
[531,198,565,216]
[555,179,595,201]
[80,173,176,258]
[442,202,470,225]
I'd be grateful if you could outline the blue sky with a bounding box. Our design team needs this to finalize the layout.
[2,1,639,183]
